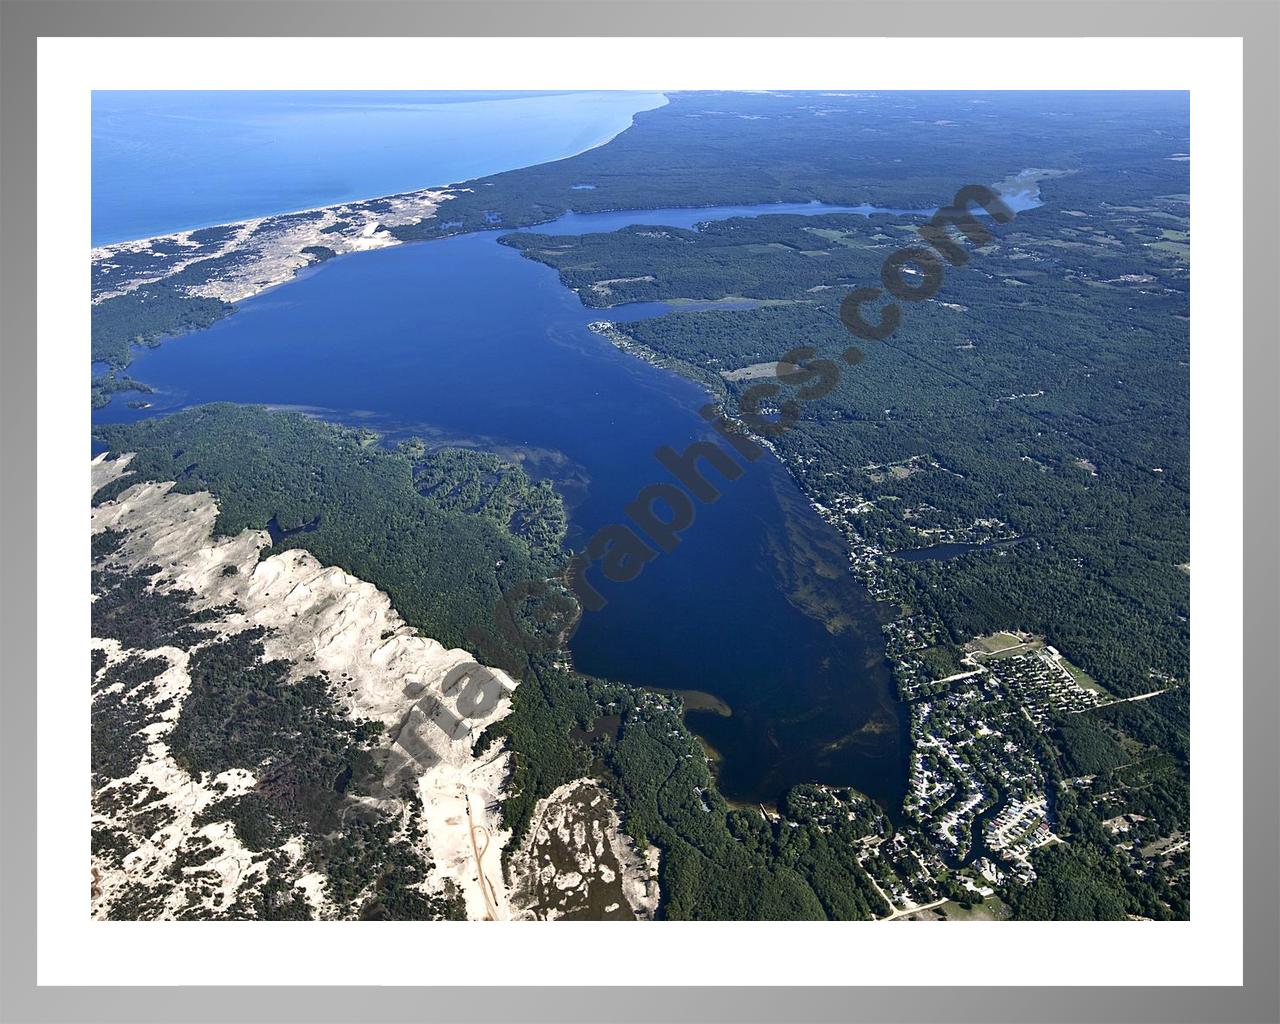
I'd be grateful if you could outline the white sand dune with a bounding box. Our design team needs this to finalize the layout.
[91,188,449,306]
[90,454,518,920]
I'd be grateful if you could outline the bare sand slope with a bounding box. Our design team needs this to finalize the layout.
[90,454,517,920]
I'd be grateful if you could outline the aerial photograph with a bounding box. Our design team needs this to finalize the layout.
[88,89,1190,922]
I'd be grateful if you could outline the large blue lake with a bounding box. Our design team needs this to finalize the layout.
[92,91,666,245]
[92,200,927,810]
[86,90,1064,807]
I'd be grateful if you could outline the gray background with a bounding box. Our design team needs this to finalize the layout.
[1,1,1276,1022]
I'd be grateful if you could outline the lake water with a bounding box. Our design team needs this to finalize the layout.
[92,91,667,245]
[527,200,932,236]
[92,200,933,810]
[891,538,1024,562]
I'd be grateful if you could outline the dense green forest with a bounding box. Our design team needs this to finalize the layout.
[92,282,233,368]
[488,658,891,919]
[514,195,1189,700]
[392,91,1189,239]
[1009,693,1190,920]
[94,406,565,673]
[410,447,567,565]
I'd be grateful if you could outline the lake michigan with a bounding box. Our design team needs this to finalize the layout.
[92,90,667,245]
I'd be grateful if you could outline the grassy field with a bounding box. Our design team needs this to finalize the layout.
[938,897,1013,921]
[973,632,1029,655]
[1063,658,1110,696]
[907,897,1013,921]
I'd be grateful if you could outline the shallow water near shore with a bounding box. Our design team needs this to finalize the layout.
[93,201,925,810]
[92,91,668,245]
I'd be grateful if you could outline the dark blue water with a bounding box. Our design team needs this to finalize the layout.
[93,202,923,809]
[892,538,1023,562]
[525,194,1040,238]
[528,200,930,236]
[92,91,667,245]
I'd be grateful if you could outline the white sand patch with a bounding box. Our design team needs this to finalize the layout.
[90,450,134,496]
[416,741,515,921]
[90,625,283,920]
[720,361,780,382]
[92,189,449,306]
[507,777,660,920]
